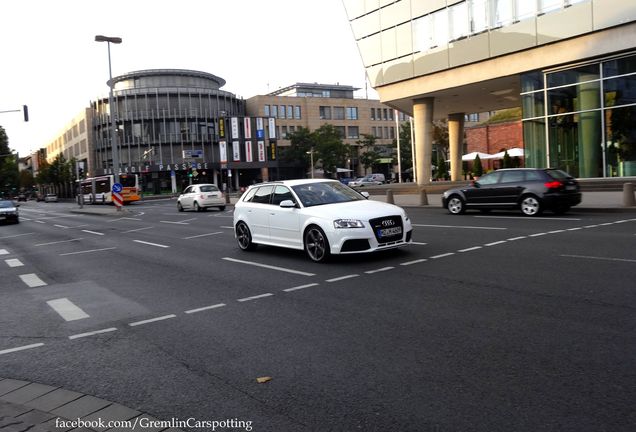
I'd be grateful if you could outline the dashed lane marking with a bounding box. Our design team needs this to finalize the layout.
[475,216,582,221]
[5,258,23,267]
[325,274,359,283]
[430,253,455,259]
[0,343,45,356]
[507,236,527,241]
[412,224,507,230]
[400,258,428,266]
[458,246,482,253]
[485,240,507,246]
[69,327,118,340]
[283,283,319,292]
[0,232,35,239]
[46,298,90,321]
[222,257,316,276]
[122,226,153,233]
[183,232,222,239]
[132,240,169,248]
[237,293,274,302]
[59,247,116,256]
[560,254,636,263]
[365,267,394,274]
[185,303,226,314]
[35,238,83,247]
[81,229,104,236]
[129,314,177,327]
[19,273,47,288]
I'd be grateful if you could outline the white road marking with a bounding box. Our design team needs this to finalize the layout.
[325,274,359,282]
[35,238,83,247]
[237,293,274,302]
[81,229,104,236]
[476,216,581,221]
[0,343,45,356]
[34,220,45,224]
[132,240,169,248]
[220,226,234,229]
[59,247,116,256]
[108,217,142,222]
[54,224,70,229]
[283,283,319,292]
[0,249,9,255]
[560,254,636,263]
[46,298,90,321]
[507,236,526,241]
[5,258,23,267]
[185,303,226,314]
[122,226,153,233]
[160,220,189,225]
[69,327,118,340]
[183,232,222,239]
[19,273,47,287]
[458,246,482,253]
[222,257,316,276]
[485,240,507,246]
[400,258,428,266]
[412,224,506,230]
[365,267,394,274]
[549,230,565,234]
[0,232,35,239]
[129,314,177,327]
[566,227,582,231]
[409,241,428,245]
[584,225,598,228]
[529,232,548,237]
[430,252,455,259]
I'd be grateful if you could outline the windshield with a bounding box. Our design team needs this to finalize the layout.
[292,182,365,207]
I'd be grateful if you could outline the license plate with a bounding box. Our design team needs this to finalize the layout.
[566,185,576,191]
[379,226,402,237]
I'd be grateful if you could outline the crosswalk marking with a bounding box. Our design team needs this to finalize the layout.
[46,298,90,321]
[19,273,47,288]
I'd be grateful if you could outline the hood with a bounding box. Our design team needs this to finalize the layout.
[302,199,405,221]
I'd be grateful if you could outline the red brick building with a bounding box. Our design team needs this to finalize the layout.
[465,120,523,170]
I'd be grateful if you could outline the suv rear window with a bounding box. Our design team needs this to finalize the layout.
[546,169,572,180]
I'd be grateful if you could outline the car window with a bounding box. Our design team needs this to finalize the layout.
[241,187,257,202]
[250,186,274,204]
[0,201,13,208]
[183,186,193,194]
[476,171,501,185]
[292,181,365,207]
[526,170,544,181]
[546,169,572,180]
[271,186,294,206]
[500,170,525,183]
[199,185,219,193]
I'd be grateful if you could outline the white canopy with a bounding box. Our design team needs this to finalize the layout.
[490,148,524,159]
[462,151,495,161]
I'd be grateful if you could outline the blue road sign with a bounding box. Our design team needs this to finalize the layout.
[112,183,123,193]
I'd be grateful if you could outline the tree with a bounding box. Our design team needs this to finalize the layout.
[473,154,484,177]
[281,127,314,171]
[313,124,350,178]
[436,152,448,180]
[357,133,380,175]
[502,150,512,168]
[0,125,19,197]
[19,169,34,191]
[392,121,413,176]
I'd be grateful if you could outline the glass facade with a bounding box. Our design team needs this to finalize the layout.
[522,53,636,178]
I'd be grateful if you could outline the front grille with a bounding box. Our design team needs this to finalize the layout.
[369,215,404,244]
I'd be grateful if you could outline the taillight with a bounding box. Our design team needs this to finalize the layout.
[200,194,206,200]
[544,181,562,189]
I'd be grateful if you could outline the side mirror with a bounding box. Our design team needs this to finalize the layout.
[279,200,297,208]
[360,191,370,199]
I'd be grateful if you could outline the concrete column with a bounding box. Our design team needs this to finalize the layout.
[413,98,434,186]
[448,113,465,181]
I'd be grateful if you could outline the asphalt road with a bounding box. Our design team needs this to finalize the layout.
[1,200,635,431]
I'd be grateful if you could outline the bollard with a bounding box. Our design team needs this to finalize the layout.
[623,182,635,207]
[419,189,429,206]
[386,189,394,204]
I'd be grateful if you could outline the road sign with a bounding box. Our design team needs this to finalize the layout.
[182,149,203,158]
[112,183,123,193]
[113,191,123,209]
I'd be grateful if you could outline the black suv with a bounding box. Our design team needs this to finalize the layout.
[442,168,582,216]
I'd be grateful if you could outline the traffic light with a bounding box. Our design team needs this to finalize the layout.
[23,105,29,122]
[187,169,193,178]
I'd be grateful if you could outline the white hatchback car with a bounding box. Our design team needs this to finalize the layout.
[177,183,226,212]
[233,179,413,262]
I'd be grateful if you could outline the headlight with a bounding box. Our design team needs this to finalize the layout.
[333,219,365,229]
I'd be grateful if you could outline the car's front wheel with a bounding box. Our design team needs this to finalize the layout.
[520,195,542,216]
[446,195,465,214]
[304,225,330,263]
[177,202,184,212]
[193,202,202,212]
[236,221,256,251]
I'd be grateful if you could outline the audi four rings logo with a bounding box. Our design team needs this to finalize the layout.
[381,219,395,227]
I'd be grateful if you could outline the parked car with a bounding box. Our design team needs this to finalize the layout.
[44,193,58,203]
[0,200,19,224]
[349,175,383,187]
[17,193,27,202]
[177,183,226,212]
[442,168,582,216]
[233,179,413,262]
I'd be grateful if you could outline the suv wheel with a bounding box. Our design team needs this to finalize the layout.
[236,221,256,251]
[305,225,330,263]
[446,195,465,214]
[520,195,542,216]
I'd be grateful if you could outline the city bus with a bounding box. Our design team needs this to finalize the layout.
[78,174,141,204]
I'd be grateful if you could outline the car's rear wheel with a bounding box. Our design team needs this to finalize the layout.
[177,202,184,212]
[520,195,542,216]
[236,221,256,251]
[446,195,465,214]
[304,225,330,263]
[218,205,226,211]
[194,202,201,212]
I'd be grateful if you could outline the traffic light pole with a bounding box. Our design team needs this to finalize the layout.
[76,162,83,208]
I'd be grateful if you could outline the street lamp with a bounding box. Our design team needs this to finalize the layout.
[306,147,315,179]
[95,35,122,185]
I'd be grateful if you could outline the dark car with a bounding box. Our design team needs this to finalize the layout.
[17,193,27,202]
[442,168,582,216]
[0,200,19,224]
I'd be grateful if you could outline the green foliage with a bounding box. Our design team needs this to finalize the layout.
[436,152,448,180]
[473,154,483,177]
[391,121,413,172]
[484,108,522,124]
[282,125,351,178]
[357,133,380,174]
[0,125,19,195]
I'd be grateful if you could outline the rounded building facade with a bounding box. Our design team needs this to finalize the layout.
[91,69,246,194]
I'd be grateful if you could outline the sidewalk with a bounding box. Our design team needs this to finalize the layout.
[0,377,183,432]
[66,190,635,217]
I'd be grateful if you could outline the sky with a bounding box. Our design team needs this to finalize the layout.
[0,0,375,157]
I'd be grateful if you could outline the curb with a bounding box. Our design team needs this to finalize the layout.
[0,377,183,432]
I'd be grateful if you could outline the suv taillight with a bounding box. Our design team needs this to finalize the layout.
[544,180,562,189]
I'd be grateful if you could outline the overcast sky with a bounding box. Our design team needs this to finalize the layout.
[0,0,375,157]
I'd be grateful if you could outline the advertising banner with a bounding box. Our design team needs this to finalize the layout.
[219,141,227,163]
[231,117,240,139]
[245,141,253,162]
[232,141,241,161]
[256,117,265,139]
[268,118,276,139]
[244,117,252,139]
[258,141,266,162]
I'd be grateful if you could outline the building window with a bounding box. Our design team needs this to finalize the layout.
[334,106,345,120]
[470,0,489,33]
[278,105,286,119]
[347,126,359,139]
[371,127,377,137]
[390,127,395,139]
[294,105,301,119]
[383,109,388,120]
[335,126,346,138]
[370,108,376,120]
[319,106,331,120]
[264,105,270,117]
[465,113,480,122]
[388,109,394,121]
[346,107,358,120]
[449,1,469,40]
[271,105,278,118]
[281,125,288,139]
[286,105,293,119]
